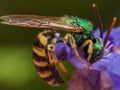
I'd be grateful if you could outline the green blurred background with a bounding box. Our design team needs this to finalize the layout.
[0,0,120,90]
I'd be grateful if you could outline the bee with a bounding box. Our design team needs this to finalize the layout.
[0,4,116,86]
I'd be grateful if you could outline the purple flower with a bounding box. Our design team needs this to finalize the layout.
[68,69,114,90]
[55,27,120,90]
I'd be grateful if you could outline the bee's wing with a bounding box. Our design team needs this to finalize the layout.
[0,15,80,32]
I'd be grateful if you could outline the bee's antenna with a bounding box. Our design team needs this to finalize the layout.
[104,17,117,46]
[92,4,103,38]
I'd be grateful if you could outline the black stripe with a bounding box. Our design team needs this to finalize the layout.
[33,38,45,48]
[42,30,55,37]
[52,68,64,84]
[41,65,55,81]
[42,30,55,44]
[35,64,51,72]
[35,64,64,84]
[42,66,64,83]
[33,51,48,62]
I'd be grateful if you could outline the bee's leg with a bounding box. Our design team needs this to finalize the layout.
[47,44,58,65]
[80,40,93,64]
[64,34,85,65]
[47,44,69,79]
[57,62,70,79]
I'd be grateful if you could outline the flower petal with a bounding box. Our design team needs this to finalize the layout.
[68,69,101,90]
[68,68,114,90]
[100,71,114,90]
[55,42,67,60]
[94,27,120,46]
[107,27,120,46]
[90,53,120,90]
[55,42,87,67]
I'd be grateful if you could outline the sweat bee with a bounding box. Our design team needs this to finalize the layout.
[0,4,116,86]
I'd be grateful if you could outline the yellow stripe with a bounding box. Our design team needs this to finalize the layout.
[38,71,52,78]
[38,33,48,46]
[33,59,48,67]
[33,46,46,57]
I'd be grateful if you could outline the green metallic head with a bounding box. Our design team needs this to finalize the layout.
[62,16,93,32]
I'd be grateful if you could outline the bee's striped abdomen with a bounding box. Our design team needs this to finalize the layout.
[33,30,64,86]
